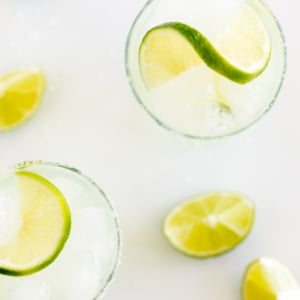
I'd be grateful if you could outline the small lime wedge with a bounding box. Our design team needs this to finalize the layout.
[242,257,300,300]
[139,4,270,88]
[163,192,255,258]
[0,67,45,131]
[0,171,71,276]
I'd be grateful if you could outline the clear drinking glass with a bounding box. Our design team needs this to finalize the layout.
[125,0,286,139]
[0,161,121,300]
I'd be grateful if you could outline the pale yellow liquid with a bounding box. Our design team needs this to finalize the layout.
[126,0,286,138]
[0,163,120,300]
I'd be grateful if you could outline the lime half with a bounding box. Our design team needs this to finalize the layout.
[243,257,300,300]
[0,67,45,131]
[0,171,71,276]
[139,4,270,88]
[163,192,255,258]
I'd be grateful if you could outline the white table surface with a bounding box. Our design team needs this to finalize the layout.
[0,0,299,299]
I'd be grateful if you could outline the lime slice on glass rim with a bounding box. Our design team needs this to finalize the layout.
[0,171,71,276]
[0,67,45,131]
[139,4,271,89]
[242,257,300,300]
[163,192,255,258]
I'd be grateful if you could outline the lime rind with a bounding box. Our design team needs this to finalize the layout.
[0,171,71,276]
[140,21,270,87]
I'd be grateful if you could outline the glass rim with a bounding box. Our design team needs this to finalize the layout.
[125,0,287,141]
[13,160,122,300]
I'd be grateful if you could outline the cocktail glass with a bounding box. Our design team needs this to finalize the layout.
[0,161,121,300]
[125,0,286,139]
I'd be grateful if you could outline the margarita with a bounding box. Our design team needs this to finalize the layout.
[0,161,120,300]
[126,0,286,139]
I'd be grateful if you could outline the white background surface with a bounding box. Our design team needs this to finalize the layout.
[0,0,299,299]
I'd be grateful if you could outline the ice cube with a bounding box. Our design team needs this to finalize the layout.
[43,206,118,299]
[66,207,117,252]
[0,174,22,246]
[50,250,100,300]
[6,276,51,300]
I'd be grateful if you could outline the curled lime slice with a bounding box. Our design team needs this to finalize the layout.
[139,4,271,88]
[0,171,71,276]
[163,192,255,258]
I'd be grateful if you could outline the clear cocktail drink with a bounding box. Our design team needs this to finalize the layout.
[0,161,120,300]
[126,0,286,139]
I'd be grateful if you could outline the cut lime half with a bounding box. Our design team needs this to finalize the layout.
[163,192,255,258]
[243,257,300,300]
[0,171,71,276]
[139,4,270,88]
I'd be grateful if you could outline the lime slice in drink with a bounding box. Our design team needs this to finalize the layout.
[0,68,45,131]
[163,192,255,258]
[139,23,202,89]
[243,257,300,300]
[139,4,270,88]
[0,171,71,276]
[217,4,271,79]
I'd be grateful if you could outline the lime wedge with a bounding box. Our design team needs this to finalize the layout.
[139,4,270,88]
[163,192,255,258]
[243,257,300,300]
[0,171,71,276]
[0,67,45,131]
